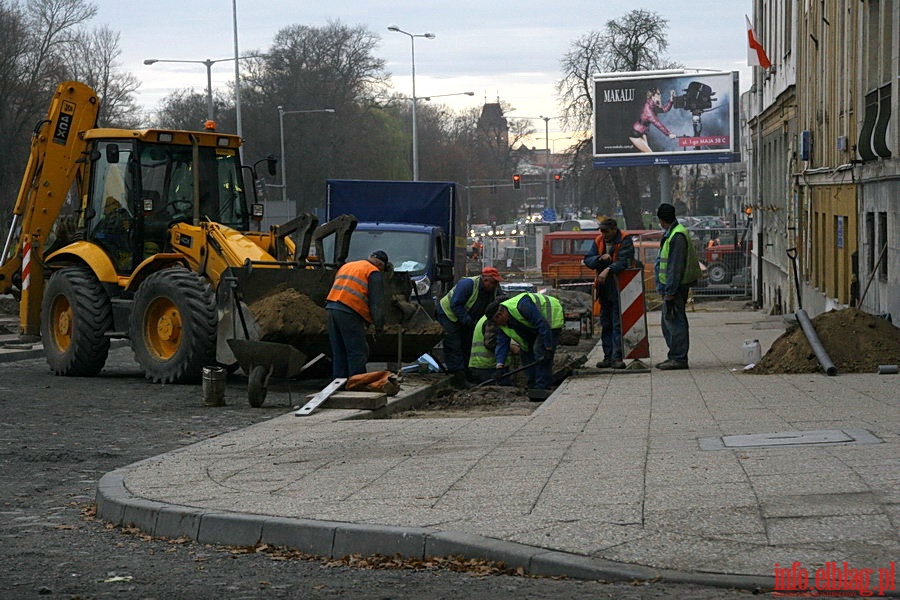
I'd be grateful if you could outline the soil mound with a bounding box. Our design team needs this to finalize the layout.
[751,308,900,374]
[249,288,326,346]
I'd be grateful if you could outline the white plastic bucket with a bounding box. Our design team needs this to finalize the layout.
[742,339,762,365]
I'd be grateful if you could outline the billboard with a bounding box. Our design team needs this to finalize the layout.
[592,70,740,167]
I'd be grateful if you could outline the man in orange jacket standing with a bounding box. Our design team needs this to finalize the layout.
[325,251,388,378]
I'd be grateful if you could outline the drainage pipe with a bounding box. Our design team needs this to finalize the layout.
[795,309,838,376]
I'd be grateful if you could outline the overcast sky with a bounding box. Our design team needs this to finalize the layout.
[96,0,753,142]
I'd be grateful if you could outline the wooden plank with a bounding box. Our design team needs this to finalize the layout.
[305,391,387,410]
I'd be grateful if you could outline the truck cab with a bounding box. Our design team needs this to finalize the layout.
[320,221,453,314]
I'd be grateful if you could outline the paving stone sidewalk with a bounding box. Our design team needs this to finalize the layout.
[88,306,900,592]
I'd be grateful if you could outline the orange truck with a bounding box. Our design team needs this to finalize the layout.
[540,229,661,289]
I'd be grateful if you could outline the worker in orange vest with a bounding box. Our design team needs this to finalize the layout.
[583,218,634,369]
[325,251,388,378]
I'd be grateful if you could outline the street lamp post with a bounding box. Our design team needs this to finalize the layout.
[144,55,258,124]
[278,106,336,204]
[387,25,435,182]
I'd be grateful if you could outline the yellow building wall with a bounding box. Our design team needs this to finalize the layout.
[806,185,857,304]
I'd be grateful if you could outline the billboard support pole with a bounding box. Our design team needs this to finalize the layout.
[659,165,673,207]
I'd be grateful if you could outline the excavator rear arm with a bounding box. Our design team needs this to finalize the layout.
[0,82,100,336]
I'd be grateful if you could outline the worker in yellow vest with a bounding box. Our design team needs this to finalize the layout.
[435,266,502,388]
[325,251,388,378]
[654,204,701,370]
[484,293,564,391]
[468,315,519,385]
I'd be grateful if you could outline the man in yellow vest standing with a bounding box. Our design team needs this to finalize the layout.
[484,293,564,391]
[325,251,388,379]
[435,267,502,388]
[654,204,701,370]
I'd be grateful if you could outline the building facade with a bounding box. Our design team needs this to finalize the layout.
[750,0,898,323]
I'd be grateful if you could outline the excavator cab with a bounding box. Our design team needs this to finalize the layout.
[82,136,250,273]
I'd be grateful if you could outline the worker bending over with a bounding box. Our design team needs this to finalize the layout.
[468,315,519,385]
[484,292,563,391]
[325,251,388,378]
[435,267,502,388]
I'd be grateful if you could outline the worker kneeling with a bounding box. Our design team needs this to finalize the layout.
[484,293,564,392]
[435,267,502,389]
[468,315,520,385]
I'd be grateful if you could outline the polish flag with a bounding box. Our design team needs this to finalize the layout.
[746,16,772,69]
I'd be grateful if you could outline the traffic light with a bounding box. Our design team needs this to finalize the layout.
[512,174,521,190]
[554,174,561,188]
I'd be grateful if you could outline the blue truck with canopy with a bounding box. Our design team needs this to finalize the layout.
[324,179,464,314]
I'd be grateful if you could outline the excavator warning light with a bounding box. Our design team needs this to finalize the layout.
[204,120,217,131]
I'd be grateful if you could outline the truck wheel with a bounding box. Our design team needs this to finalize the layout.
[130,267,216,384]
[706,262,731,285]
[41,267,112,376]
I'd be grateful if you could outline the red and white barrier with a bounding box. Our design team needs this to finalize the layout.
[617,267,649,359]
[22,240,31,291]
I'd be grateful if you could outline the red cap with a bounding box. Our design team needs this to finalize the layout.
[481,267,503,281]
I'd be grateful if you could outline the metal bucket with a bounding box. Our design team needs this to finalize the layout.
[202,366,227,406]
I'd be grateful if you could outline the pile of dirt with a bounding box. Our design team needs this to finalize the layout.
[751,307,900,374]
[542,288,593,313]
[393,385,538,419]
[249,288,326,346]
[384,322,444,335]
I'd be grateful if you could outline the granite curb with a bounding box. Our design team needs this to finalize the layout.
[95,468,777,593]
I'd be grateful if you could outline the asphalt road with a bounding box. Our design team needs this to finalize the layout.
[0,346,758,599]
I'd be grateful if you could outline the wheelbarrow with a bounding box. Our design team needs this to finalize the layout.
[227,338,323,407]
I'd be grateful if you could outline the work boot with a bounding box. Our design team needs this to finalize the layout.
[655,359,689,370]
[596,358,612,368]
[450,370,471,389]
[611,360,627,369]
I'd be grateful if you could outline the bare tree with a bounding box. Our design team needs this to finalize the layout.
[0,0,96,218]
[65,26,142,127]
[152,88,213,131]
[556,9,680,228]
[235,20,393,211]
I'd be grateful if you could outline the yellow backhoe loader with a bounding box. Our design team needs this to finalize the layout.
[0,82,439,393]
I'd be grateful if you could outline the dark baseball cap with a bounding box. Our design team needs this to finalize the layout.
[599,218,618,231]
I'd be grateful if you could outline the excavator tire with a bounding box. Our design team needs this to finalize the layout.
[41,267,112,376]
[130,267,217,384]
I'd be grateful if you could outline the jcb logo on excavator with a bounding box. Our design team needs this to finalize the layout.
[52,100,77,145]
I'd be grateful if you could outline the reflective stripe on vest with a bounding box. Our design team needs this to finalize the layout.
[468,316,498,369]
[327,259,378,322]
[438,276,481,322]
[658,223,701,285]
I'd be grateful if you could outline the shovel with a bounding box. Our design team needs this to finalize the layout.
[475,359,542,387]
